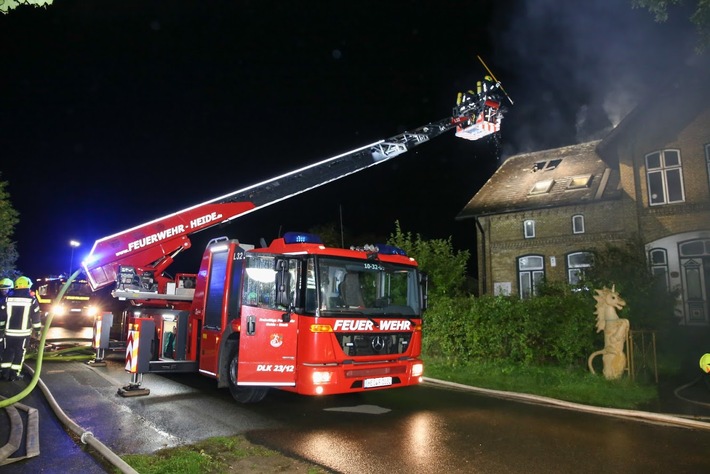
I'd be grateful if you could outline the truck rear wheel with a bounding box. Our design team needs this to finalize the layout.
[228,345,268,403]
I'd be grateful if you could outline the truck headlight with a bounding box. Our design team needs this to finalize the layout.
[312,371,333,384]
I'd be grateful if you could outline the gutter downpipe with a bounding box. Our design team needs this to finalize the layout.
[474,217,486,294]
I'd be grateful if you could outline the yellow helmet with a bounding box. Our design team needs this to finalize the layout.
[0,277,13,289]
[14,276,33,289]
[484,75,493,82]
[700,353,710,373]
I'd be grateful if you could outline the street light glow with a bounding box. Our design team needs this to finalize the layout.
[69,240,81,275]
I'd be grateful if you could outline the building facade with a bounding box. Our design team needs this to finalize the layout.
[456,67,710,326]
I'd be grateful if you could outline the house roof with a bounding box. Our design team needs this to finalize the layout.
[457,62,710,221]
[456,140,620,219]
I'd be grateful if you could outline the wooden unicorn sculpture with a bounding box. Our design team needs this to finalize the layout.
[587,285,629,380]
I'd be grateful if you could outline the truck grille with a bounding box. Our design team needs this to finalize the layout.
[335,332,411,356]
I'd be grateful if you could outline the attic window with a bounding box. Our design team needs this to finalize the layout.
[529,179,554,195]
[532,159,562,172]
[566,174,592,189]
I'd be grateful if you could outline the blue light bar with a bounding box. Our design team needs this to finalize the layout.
[283,232,323,245]
[375,243,407,256]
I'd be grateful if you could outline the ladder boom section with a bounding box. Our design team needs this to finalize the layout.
[82,115,457,292]
[83,202,256,291]
[211,117,455,209]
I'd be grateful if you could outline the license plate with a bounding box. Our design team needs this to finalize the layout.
[363,376,392,388]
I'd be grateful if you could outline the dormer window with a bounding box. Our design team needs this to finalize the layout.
[532,159,562,172]
[567,174,592,189]
[529,179,554,195]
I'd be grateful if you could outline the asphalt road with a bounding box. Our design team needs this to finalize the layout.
[2,347,710,473]
[0,350,281,473]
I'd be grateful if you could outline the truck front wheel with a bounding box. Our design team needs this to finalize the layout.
[228,345,269,403]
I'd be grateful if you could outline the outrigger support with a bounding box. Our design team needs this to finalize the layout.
[118,373,150,397]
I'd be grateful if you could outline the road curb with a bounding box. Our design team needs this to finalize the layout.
[423,377,710,431]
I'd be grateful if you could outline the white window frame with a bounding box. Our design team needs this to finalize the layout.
[533,159,562,172]
[567,251,592,285]
[649,248,670,292]
[518,255,545,298]
[529,179,554,195]
[523,219,536,239]
[645,149,685,206]
[572,214,585,234]
[567,175,592,190]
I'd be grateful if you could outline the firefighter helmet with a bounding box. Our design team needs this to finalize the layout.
[700,353,710,373]
[0,277,13,289]
[14,276,32,289]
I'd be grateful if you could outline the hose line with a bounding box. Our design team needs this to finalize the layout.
[1,270,138,473]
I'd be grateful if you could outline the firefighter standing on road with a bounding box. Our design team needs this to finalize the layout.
[1,276,42,381]
[0,277,15,367]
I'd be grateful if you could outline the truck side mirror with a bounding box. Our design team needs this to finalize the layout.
[419,272,428,311]
[275,260,291,308]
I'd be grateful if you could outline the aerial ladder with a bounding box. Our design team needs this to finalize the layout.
[82,79,509,303]
[76,69,510,402]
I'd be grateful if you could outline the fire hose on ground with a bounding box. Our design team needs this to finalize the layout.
[0,270,138,473]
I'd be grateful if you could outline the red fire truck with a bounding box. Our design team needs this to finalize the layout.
[35,275,100,326]
[81,81,508,403]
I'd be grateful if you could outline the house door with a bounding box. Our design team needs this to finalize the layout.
[679,240,710,325]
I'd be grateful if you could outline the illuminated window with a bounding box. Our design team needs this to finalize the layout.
[567,174,592,189]
[646,150,684,205]
[567,251,592,285]
[523,219,536,239]
[529,179,554,195]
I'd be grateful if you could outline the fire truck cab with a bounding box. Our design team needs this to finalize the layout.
[35,276,101,326]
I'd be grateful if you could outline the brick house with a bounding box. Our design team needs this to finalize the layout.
[456,66,710,326]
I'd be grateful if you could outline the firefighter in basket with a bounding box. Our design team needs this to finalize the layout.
[455,75,501,114]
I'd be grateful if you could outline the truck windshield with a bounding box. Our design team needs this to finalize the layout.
[36,279,92,299]
[312,256,420,317]
[240,254,422,317]
[65,280,92,297]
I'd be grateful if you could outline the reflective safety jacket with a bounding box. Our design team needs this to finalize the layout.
[0,295,6,337]
[2,289,42,338]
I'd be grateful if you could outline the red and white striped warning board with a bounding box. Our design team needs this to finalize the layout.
[125,329,139,373]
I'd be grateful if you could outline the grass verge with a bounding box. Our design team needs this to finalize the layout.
[117,435,328,473]
[423,358,659,409]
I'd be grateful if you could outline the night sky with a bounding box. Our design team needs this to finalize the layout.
[1,0,699,278]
